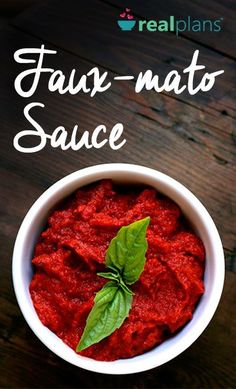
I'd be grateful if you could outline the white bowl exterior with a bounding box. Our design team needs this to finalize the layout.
[12,164,225,374]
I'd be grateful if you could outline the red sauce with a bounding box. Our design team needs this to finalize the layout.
[30,180,205,361]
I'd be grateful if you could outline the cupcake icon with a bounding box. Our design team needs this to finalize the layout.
[117,8,136,31]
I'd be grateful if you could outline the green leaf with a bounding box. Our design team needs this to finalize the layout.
[76,217,150,352]
[97,271,133,296]
[105,217,150,285]
[76,281,132,352]
[119,279,133,296]
[97,271,119,281]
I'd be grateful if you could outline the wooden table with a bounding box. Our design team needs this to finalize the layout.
[1,0,236,387]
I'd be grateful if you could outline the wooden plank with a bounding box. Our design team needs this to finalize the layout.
[0,26,235,255]
[1,270,235,388]
[103,0,236,59]
[10,0,236,118]
[0,1,235,386]
[0,1,37,13]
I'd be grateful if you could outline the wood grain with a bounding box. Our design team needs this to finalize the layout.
[0,0,235,387]
[11,0,236,116]
[1,23,235,260]
[103,0,236,59]
[0,269,235,388]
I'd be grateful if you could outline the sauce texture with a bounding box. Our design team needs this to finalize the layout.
[30,180,205,360]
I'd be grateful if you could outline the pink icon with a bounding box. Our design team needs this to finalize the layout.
[119,8,134,20]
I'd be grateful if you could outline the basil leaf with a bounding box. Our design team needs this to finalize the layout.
[97,272,133,295]
[105,217,150,285]
[76,281,132,352]
[119,280,133,296]
[97,271,119,281]
[76,217,150,352]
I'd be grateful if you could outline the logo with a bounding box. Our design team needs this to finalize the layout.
[117,9,223,35]
[117,8,136,31]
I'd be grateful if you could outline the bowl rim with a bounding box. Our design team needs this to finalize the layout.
[12,163,225,374]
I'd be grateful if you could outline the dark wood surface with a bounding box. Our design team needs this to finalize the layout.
[0,0,236,387]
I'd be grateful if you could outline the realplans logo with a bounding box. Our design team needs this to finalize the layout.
[117,9,223,35]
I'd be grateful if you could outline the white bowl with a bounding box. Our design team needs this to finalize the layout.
[12,163,225,374]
